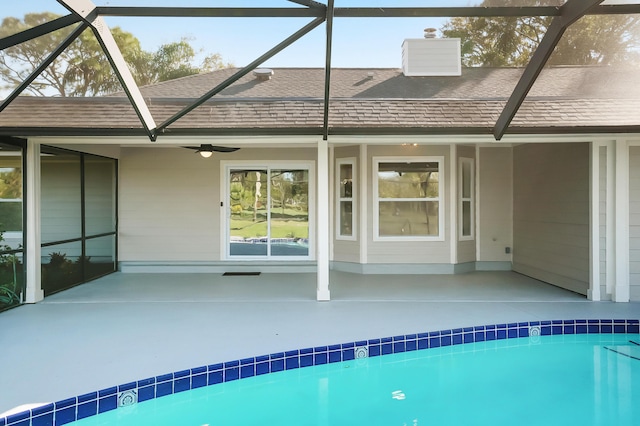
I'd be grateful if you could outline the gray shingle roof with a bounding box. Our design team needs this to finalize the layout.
[1,66,639,136]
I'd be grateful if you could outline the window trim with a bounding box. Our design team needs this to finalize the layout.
[458,157,475,241]
[221,161,316,261]
[373,156,445,242]
[335,157,357,241]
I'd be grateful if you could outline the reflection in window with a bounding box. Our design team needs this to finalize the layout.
[0,142,24,311]
[459,158,474,240]
[336,159,356,240]
[375,159,442,238]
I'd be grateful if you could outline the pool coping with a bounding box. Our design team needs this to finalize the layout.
[2,318,639,426]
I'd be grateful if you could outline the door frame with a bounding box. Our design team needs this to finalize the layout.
[220,160,316,261]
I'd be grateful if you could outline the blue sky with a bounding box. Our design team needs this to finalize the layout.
[1,1,477,68]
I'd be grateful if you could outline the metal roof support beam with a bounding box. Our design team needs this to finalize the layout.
[322,0,334,141]
[157,16,326,133]
[95,7,324,18]
[0,23,88,114]
[288,0,326,8]
[57,0,157,140]
[0,14,82,51]
[493,0,604,140]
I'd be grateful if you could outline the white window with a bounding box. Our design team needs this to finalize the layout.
[373,157,444,241]
[336,158,356,240]
[459,157,475,240]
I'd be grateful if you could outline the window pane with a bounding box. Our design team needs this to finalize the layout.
[85,155,116,236]
[230,170,268,256]
[339,164,353,198]
[85,235,116,281]
[462,161,472,199]
[41,151,81,243]
[379,201,439,236]
[41,241,83,296]
[378,162,439,198]
[462,201,472,237]
[340,201,353,236]
[0,143,24,310]
[270,170,309,257]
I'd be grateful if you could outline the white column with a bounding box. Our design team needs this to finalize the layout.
[613,139,630,302]
[317,139,330,301]
[329,145,335,262]
[588,142,601,301]
[25,141,43,303]
[449,144,457,264]
[359,144,368,266]
[606,141,615,298]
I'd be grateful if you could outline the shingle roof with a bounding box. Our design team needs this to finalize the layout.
[1,66,639,137]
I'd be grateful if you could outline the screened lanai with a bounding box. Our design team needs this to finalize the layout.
[1,0,640,312]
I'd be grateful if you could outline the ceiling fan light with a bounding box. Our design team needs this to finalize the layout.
[198,150,213,158]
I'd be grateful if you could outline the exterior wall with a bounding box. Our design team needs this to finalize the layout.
[53,144,121,159]
[478,147,513,263]
[513,143,590,295]
[366,145,451,264]
[118,146,316,262]
[457,145,476,264]
[333,145,360,264]
[629,146,640,300]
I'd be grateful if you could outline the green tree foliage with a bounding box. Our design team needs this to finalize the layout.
[0,13,231,96]
[441,0,640,67]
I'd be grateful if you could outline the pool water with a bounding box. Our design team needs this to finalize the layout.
[75,334,639,426]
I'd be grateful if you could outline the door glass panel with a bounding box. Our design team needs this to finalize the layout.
[229,169,268,256]
[0,143,24,310]
[270,169,309,257]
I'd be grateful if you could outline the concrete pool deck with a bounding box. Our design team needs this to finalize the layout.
[1,270,640,415]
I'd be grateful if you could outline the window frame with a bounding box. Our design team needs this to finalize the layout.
[458,157,475,241]
[373,156,445,242]
[335,157,357,241]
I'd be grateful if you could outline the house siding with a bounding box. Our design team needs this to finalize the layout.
[478,147,513,263]
[118,146,316,262]
[629,146,640,301]
[367,145,450,264]
[513,143,590,295]
[599,146,609,300]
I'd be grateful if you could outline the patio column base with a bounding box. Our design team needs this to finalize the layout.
[317,289,331,301]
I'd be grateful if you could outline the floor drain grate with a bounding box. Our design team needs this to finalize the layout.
[222,272,261,276]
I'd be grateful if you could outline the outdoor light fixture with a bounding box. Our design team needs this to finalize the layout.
[197,148,214,158]
[184,144,241,158]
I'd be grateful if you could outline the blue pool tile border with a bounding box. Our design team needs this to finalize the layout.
[3,318,639,426]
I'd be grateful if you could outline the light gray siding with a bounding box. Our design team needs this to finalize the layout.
[513,143,590,295]
[599,146,609,300]
[119,146,316,262]
[367,145,450,264]
[478,147,513,262]
[629,146,640,301]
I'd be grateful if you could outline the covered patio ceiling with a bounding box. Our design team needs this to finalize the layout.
[1,0,639,142]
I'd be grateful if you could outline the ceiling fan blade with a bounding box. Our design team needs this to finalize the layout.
[210,145,240,153]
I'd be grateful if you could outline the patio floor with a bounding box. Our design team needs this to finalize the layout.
[2,270,640,415]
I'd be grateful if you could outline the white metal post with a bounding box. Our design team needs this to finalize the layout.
[613,139,630,302]
[588,141,601,301]
[25,141,43,303]
[317,139,331,301]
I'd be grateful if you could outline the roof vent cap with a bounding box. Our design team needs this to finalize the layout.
[423,28,437,39]
[254,68,274,81]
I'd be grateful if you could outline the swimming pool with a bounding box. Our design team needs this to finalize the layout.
[3,319,639,426]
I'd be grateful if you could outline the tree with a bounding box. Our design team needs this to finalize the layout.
[440,0,640,67]
[0,12,231,97]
